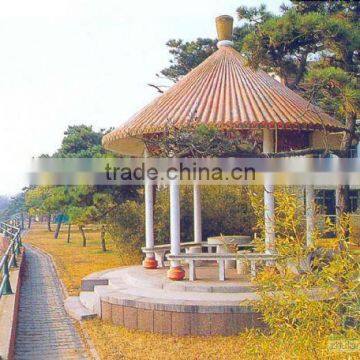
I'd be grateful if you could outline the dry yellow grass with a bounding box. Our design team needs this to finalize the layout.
[83,319,248,360]
[24,222,140,295]
[82,319,357,360]
[23,223,357,360]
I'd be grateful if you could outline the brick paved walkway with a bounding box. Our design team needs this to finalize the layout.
[14,245,89,360]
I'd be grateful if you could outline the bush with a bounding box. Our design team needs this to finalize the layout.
[249,187,359,351]
[109,185,256,250]
[154,185,256,244]
[107,200,144,265]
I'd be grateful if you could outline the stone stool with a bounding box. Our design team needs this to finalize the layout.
[236,251,251,275]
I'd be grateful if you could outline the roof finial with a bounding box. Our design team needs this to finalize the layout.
[216,15,234,48]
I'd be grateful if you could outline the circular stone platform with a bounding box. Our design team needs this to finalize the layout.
[79,265,266,336]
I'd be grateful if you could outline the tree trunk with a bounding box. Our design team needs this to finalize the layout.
[291,50,309,89]
[336,112,357,245]
[336,185,351,246]
[100,226,107,252]
[67,223,71,243]
[336,186,350,217]
[47,214,52,232]
[54,215,63,239]
[79,225,87,247]
[340,112,356,156]
[152,184,157,204]
[28,216,32,229]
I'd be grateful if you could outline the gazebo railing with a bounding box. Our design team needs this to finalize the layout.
[0,217,23,299]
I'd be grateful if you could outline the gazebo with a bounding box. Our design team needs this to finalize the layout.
[102,15,344,280]
[72,15,346,336]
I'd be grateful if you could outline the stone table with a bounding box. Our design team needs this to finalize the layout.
[207,235,252,269]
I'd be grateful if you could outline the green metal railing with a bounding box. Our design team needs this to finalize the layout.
[0,217,23,298]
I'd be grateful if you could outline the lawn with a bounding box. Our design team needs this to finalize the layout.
[24,222,140,295]
[23,223,357,360]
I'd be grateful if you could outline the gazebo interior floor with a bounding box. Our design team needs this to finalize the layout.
[126,262,256,289]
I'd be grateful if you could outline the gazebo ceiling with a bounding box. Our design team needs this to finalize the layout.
[103,16,344,156]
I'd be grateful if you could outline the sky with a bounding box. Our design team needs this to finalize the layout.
[0,0,287,196]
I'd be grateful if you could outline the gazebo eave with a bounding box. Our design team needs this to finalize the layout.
[102,121,345,157]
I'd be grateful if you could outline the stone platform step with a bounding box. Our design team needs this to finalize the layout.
[107,279,259,303]
[81,266,257,294]
[109,266,257,293]
[79,291,100,314]
[78,265,266,335]
[78,281,259,316]
[78,266,260,315]
[79,284,133,316]
[64,296,97,321]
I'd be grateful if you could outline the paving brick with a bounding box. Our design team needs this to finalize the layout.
[171,312,191,336]
[123,306,138,330]
[154,310,172,334]
[137,308,154,332]
[239,312,253,331]
[227,313,245,334]
[101,300,112,320]
[191,313,211,336]
[111,304,124,326]
[210,313,229,335]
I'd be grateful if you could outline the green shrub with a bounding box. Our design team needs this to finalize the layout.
[249,187,359,351]
[107,200,144,263]
[110,186,256,251]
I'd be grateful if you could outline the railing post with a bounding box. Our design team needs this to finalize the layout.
[15,234,21,255]
[20,213,25,230]
[11,242,18,268]
[18,232,23,248]
[0,217,23,298]
[15,236,19,255]
[2,254,13,295]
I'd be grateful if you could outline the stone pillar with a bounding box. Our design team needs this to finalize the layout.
[306,185,315,247]
[263,129,276,254]
[356,140,360,217]
[333,154,341,230]
[142,174,157,269]
[189,182,202,262]
[167,175,185,280]
[193,183,202,244]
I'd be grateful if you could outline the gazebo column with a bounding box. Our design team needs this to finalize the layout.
[167,176,185,281]
[333,154,341,231]
[263,129,276,254]
[193,182,202,244]
[188,183,202,266]
[142,179,158,269]
[305,185,315,247]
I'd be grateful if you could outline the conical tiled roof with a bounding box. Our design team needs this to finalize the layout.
[103,27,344,155]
